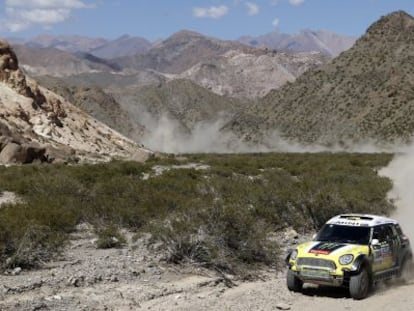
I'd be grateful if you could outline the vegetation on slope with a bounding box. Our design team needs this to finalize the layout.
[0,153,393,274]
[230,11,414,145]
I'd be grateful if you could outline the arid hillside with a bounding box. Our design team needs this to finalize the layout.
[0,39,151,164]
[228,11,414,147]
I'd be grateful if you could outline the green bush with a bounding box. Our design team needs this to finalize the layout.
[0,153,394,274]
[4,224,65,269]
[95,224,126,249]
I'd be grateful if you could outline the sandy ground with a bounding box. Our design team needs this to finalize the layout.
[0,225,413,311]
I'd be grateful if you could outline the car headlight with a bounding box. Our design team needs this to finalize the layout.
[290,249,298,260]
[339,254,354,265]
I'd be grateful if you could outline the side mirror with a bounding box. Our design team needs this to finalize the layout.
[312,234,317,240]
[371,239,380,246]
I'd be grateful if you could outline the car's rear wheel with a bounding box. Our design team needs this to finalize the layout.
[398,256,413,282]
[349,267,371,299]
[287,269,303,292]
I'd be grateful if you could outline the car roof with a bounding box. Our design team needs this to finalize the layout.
[325,214,398,227]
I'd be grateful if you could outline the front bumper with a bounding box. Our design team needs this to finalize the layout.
[291,268,344,286]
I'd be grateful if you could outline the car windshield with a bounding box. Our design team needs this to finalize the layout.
[316,224,371,245]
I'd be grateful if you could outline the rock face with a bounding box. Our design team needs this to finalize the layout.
[0,40,29,95]
[0,39,151,164]
[227,11,414,146]
[0,142,46,164]
[178,50,326,99]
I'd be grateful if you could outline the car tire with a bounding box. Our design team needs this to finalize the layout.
[349,267,371,299]
[287,269,303,292]
[398,256,413,282]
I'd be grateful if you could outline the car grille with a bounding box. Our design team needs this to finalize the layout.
[296,258,336,270]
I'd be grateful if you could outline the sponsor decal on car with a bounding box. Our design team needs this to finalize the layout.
[308,242,347,255]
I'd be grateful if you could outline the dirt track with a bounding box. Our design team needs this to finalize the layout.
[1,228,413,311]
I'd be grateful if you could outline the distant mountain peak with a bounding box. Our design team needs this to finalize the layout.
[170,30,204,38]
[164,30,206,43]
[117,34,131,40]
[366,10,414,37]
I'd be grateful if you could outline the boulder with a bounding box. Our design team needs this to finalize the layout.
[0,142,25,163]
[22,143,47,163]
[0,142,47,164]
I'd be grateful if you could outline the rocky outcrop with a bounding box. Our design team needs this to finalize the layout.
[0,39,152,164]
[0,39,30,96]
[0,141,46,164]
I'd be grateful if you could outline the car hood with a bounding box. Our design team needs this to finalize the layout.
[296,241,369,259]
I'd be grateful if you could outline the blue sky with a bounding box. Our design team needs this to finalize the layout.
[0,0,413,41]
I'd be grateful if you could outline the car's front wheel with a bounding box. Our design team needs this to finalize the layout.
[287,269,303,292]
[349,267,371,299]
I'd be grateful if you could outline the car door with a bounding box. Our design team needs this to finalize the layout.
[392,224,409,267]
[384,225,398,267]
[371,225,394,272]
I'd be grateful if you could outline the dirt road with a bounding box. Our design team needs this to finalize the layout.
[1,228,413,311]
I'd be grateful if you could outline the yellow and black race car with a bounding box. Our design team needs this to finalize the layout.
[286,214,413,299]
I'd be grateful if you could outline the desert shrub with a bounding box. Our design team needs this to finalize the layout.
[95,224,126,249]
[150,203,279,274]
[3,224,65,269]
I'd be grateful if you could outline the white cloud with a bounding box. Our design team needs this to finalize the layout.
[245,2,259,16]
[272,18,280,28]
[5,0,91,9]
[1,0,94,32]
[289,0,305,6]
[271,0,305,5]
[193,5,229,19]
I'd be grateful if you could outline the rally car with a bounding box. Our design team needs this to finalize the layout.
[285,214,413,299]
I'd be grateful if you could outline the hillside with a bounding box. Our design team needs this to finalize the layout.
[35,76,145,140]
[178,50,326,99]
[114,78,245,128]
[112,79,248,152]
[37,74,247,153]
[228,11,414,146]
[0,39,151,163]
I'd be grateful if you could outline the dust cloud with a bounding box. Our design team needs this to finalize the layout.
[380,146,414,243]
[140,115,250,154]
[139,113,394,154]
[140,112,414,242]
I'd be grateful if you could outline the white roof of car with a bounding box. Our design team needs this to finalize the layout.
[326,214,398,227]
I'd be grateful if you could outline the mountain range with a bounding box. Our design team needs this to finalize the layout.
[2,11,413,156]
[8,34,151,59]
[14,30,327,99]
[9,29,354,60]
